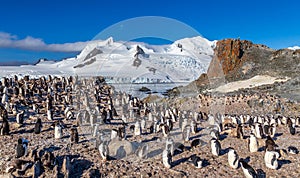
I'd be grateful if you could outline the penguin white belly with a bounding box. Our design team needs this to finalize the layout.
[228,151,239,169]
[162,149,171,168]
[211,140,220,156]
[249,138,258,153]
[264,151,279,170]
[241,166,256,178]
[55,126,63,139]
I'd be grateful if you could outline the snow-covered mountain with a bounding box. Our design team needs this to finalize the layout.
[288,46,300,50]
[0,36,216,83]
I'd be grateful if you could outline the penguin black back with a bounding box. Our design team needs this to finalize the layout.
[70,127,79,144]
[237,124,244,139]
[240,159,257,178]
[34,118,42,134]
[16,138,25,158]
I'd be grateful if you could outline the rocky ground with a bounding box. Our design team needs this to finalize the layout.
[1,87,299,178]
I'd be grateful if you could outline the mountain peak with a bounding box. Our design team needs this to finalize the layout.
[288,46,300,50]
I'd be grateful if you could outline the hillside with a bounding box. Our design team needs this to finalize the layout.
[188,39,300,101]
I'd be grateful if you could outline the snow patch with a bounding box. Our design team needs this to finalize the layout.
[212,75,290,93]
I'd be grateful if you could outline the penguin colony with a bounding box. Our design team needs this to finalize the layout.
[0,75,299,177]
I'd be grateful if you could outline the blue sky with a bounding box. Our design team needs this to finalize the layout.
[0,0,300,65]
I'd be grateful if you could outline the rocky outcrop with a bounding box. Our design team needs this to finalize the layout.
[207,39,270,79]
[190,38,300,101]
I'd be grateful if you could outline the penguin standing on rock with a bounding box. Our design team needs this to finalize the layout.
[16,138,28,158]
[0,116,10,135]
[210,138,221,156]
[255,123,264,139]
[70,127,79,144]
[16,110,25,126]
[269,123,276,138]
[134,120,141,136]
[240,159,257,178]
[162,147,172,169]
[54,121,63,139]
[34,118,42,134]
[264,148,280,170]
[47,109,53,121]
[287,118,296,135]
[228,147,239,169]
[248,133,258,153]
[237,124,244,139]
[99,141,109,161]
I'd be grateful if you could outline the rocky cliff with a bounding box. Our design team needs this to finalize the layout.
[195,38,300,84]
[186,38,300,100]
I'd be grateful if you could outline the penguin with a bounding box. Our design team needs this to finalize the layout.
[140,118,146,130]
[240,159,257,178]
[263,121,270,136]
[161,124,170,137]
[265,136,276,151]
[166,119,173,131]
[210,138,221,156]
[0,117,10,135]
[16,110,25,125]
[47,109,53,121]
[65,109,73,120]
[191,139,206,150]
[264,148,280,170]
[54,121,63,139]
[255,123,264,139]
[34,118,42,134]
[190,120,197,134]
[228,147,239,169]
[269,123,276,138]
[16,138,28,158]
[248,133,258,153]
[237,124,244,139]
[288,123,296,135]
[165,138,174,155]
[99,141,109,161]
[118,126,126,140]
[287,146,299,154]
[136,144,148,159]
[70,127,79,144]
[190,154,203,168]
[134,121,141,136]
[162,148,172,169]
[182,125,191,142]
[181,118,188,132]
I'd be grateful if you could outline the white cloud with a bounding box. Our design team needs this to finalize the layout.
[0,32,90,52]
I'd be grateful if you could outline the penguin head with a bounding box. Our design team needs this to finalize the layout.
[228,147,235,152]
[37,118,42,123]
[17,138,23,144]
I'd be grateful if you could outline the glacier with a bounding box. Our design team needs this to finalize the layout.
[0,36,216,84]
